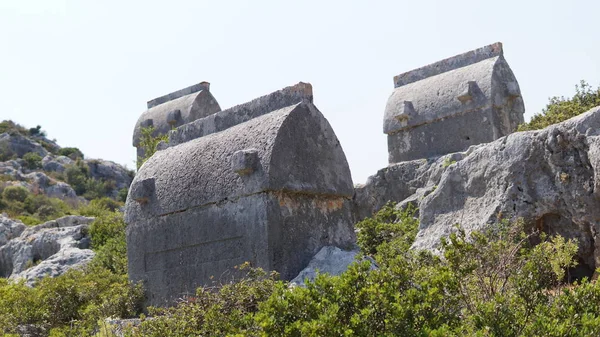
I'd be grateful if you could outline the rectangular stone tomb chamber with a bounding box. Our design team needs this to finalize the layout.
[125,82,356,307]
[383,42,525,163]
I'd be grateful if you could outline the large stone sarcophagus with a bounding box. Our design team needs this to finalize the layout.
[125,83,355,306]
[384,42,525,163]
[132,81,221,166]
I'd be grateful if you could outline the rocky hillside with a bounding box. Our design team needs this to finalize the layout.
[0,120,134,285]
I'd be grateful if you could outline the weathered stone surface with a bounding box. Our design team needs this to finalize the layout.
[356,106,600,275]
[384,42,524,163]
[132,81,221,165]
[126,83,355,307]
[0,215,26,246]
[42,154,74,173]
[22,171,78,200]
[290,246,375,286]
[85,159,133,193]
[0,215,95,284]
[166,82,314,147]
[0,160,24,179]
[0,132,48,158]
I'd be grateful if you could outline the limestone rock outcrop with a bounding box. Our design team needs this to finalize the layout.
[0,215,95,285]
[355,106,600,275]
[41,154,74,173]
[0,133,48,158]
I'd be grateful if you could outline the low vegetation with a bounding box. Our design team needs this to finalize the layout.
[120,204,600,337]
[137,125,168,169]
[519,80,600,131]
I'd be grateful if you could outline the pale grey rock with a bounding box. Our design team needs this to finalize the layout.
[126,82,355,307]
[42,154,74,173]
[85,159,133,193]
[0,160,23,179]
[290,246,375,286]
[132,81,221,166]
[0,215,26,246]
[0,132,48,158]
[22,171,78,200]
[104,318,144,337]
[45,181,78,199]
[356,105,600,277]
[15,324,48,337]
[384,42,524,163]
[0,215,95,284]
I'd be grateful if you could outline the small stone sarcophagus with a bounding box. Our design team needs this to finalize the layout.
[125,83,355,306]
[132,81,221,165]
[384,42,525,163]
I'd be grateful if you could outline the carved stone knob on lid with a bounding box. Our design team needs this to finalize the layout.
[231,149,259,176]
[130,177,155,204]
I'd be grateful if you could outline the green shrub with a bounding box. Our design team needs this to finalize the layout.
[23,152,42,170]
[355,202,418,256]
[28,125,46,137]
[117,187,129,203]
[0,120,28,135]
[137,126,168,169]
[127,263,279,337]
[22,194,73,222]
[65,163,89,195]
[64,161,117,200]
[519,80,600,131]
[58,147,84,160]
[2,185,29,202]
[0,266,144,335]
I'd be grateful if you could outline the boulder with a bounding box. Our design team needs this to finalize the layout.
[0,160,24,179]
[290,246,375,286]
[85,159,133,192]
[0,215,95,285]
[0,215,26,246]
[22,171,78,200]
[41,154,74,173]
[355,106,600,275]
[0,132,48,158]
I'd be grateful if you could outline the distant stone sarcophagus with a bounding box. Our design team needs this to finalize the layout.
[384,42,525,163]
[132,81,221,165]
[125,83,355,306]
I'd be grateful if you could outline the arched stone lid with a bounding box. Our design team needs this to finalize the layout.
[132,81,221,147]
[383,43,522,135]
[167,82,313,147]
[126,97,352,222]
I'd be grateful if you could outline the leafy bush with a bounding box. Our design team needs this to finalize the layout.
[519,80,600,131]
[137,126,168,169]
[117,187,129,203]
[355,202,418,256]
[122,206,600,337]
[23,152,42,170]
[0,266,144,335]
[28,125,46,137]
[64,161,116,200]
[128,264,279,337]
[0,120,28,135]
[2,185,29,202]
[64,161,89,195]
[58,147,84,160]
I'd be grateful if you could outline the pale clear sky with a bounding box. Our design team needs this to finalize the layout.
[1,0,599,183]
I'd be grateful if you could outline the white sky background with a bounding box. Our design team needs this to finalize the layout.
[0,0,599,184]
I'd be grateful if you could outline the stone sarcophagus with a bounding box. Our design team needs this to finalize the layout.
[384,42,525,163]
[125,83,355,306]
[132,81,221,165]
